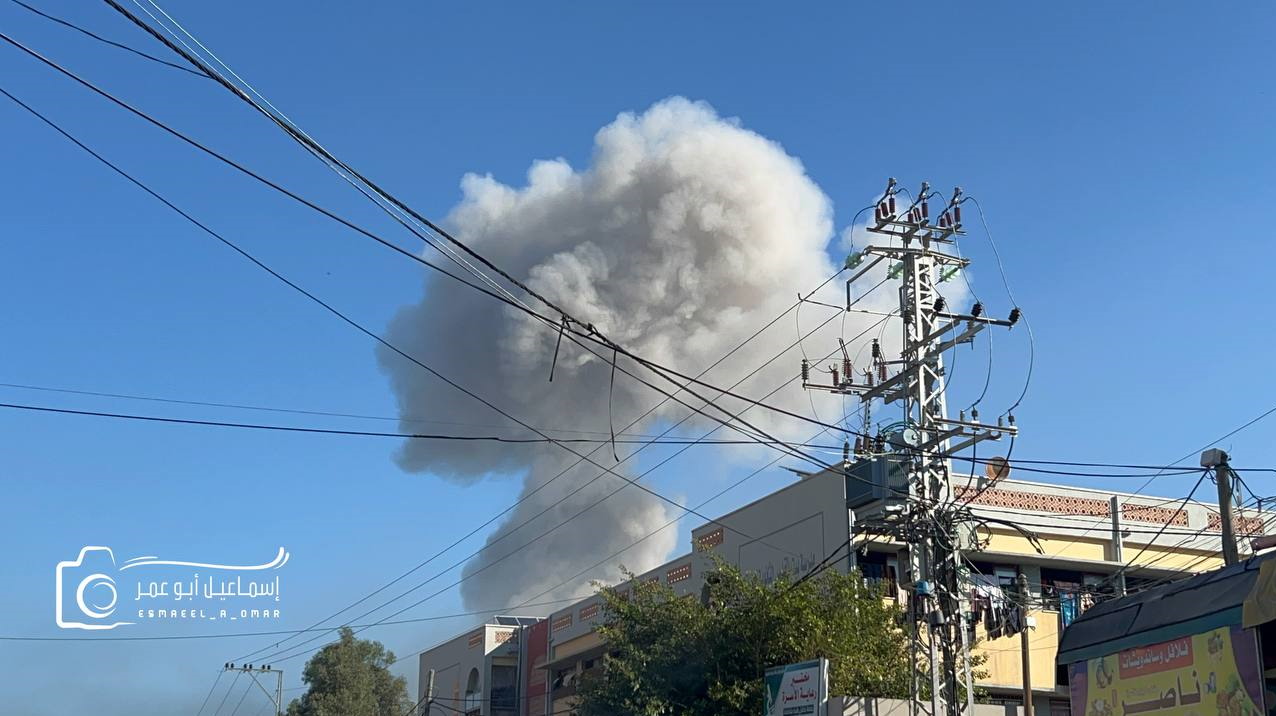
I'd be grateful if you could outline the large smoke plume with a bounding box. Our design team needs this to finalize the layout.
[379,97,913,610]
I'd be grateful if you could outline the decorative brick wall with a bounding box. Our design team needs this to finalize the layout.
[579,604,599,621]
[1122,503,1189,527]
[667,563,692,584]
[955,486,1199,528]
[1208,512,1266,536]
[551,614,572,633]
[956,486,1109,517]
[696,528,725,550]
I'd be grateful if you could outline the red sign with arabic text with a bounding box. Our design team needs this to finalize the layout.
[1118,638,1192,679]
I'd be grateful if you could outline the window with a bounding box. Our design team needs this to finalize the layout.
[490,665,517,716]
[463,668,481,715]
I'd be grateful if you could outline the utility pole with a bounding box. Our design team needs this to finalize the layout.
[1109,496,1126,596]
[1201,448,1239,565]
[423,669,436,716]
[803,178,1020,716]
[223,663,284,716]
[1016,574,1033,716]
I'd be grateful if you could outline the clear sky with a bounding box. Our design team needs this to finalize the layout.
[2,2,1274,714]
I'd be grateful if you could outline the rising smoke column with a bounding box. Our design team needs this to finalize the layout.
[379,97,902,610]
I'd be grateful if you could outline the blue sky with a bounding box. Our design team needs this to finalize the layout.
[2,2,1275,713]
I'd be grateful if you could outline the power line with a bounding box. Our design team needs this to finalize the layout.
[210,671,242,716]
[962,195,1033,415]
[0,596,589,642]
[959,457,1204,479]
[224,676,254,716]
[232,282,864,662]
[0,31,875,459]
[0,380,793,440]
[248,317,900,666]
[90,1,892,462]
[194,669,225,716]
[4,0,205,75]
[1037,402,1276,562]
[1094,469,1211,590]
[0,78,834,551]
[0,399,859,448]
[0,82,869,675]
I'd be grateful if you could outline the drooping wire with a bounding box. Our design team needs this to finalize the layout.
[1093,469,1210,590]
[230,278,853,663]
[0,82,830,629]
[194,669,225,716]
[0,32,871,455]
[210,671,243,716]
[250,315,902,667]
[964,195,1034,415]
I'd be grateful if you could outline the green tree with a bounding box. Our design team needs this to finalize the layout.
[576,561,912,716]
[286,627,413,716]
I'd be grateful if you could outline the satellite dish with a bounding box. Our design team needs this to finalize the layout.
[985,457,1011,483]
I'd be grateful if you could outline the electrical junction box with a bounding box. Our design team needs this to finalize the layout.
[1200,448,1229,468]
[844,456,909,508]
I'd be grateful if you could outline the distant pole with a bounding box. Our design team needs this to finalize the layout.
[1201,449,1240,566]
[1017,573,1033,716]
[1110,496,1126,596]
[424,669,436,716]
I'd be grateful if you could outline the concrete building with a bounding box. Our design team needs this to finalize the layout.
[416,459,1270,716]
[416,615,541,716]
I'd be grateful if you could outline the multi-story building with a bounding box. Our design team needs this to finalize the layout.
[416,615,542,716]
[417,459,1269,716]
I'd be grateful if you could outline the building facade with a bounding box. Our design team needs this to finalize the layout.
[416,616,541,716]
[417,460,1270,716]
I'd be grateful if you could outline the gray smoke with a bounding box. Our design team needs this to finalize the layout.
[379,97,917,610]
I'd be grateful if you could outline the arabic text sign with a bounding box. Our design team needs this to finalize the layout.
[1068,626,1265,716]
[764,658,827,716]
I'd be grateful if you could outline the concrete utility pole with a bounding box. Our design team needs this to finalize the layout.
[223,663,284,716]
[423,669,436,716]
[804,179,1021,716]
[1109,496,1127,596]
[1201,448,1240,565]
[1016,574,1033,716]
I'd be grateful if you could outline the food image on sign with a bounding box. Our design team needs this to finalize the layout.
[1068,626,1265,716]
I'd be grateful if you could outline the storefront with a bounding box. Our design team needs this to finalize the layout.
[1057,552,1276,716]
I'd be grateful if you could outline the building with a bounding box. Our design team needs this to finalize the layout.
[417,459,1271,716]
[416,615,541,716]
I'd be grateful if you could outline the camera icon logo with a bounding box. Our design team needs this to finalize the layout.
[55,546,134,630]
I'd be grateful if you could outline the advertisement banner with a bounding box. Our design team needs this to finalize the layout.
[764,658,828,716]
[1068,625,1265,716]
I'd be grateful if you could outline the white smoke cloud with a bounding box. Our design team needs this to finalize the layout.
[378,97,914,610]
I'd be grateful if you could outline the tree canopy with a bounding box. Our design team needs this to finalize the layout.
[286,627,413,716]
[576,561,912,716]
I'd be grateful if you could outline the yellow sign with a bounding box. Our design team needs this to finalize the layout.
[1068,626,1265,716]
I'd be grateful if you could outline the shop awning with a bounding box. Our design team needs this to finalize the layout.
[1056,550,1276,665]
